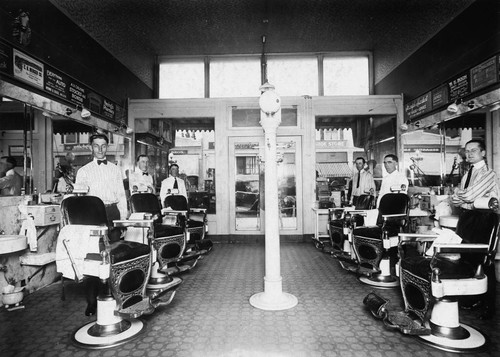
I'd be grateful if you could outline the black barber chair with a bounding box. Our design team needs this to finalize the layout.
[329,194,374,271]
[58,195,181,349]
[394,208,499,353]
[129,193,203,276]
[164,194,213,253]
[351,192,409,288]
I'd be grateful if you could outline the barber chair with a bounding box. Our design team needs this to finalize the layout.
[57,195,182,349]
[129,193,203,276]
[163,194,213,253]
[328,194,374,271]
[390,208,499,353]
[351,192,409,288]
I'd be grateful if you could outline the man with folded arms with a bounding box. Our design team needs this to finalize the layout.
[129,154,155,194]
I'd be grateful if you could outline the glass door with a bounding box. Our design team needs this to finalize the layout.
[229,136,302,234]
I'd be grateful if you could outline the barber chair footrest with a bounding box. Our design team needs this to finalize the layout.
[148,277,182,307]
[363,292,431,336]
[334,253,359,272]
[357,265,380,277]
[116,297,155,319]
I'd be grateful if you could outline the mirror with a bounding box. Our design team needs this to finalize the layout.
[402,109,486,189]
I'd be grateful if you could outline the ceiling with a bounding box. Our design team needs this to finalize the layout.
[49,0,474,90]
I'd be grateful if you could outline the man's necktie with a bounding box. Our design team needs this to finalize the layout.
[356,172,360,188]
[173,178,178,189]
[97,159,107,165]
[464,165,473,189]
[142,172,149,176]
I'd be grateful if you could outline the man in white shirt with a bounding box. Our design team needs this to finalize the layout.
[451,139,498,210]
[74,133,128,316]
[377,154,408,207]
[75,133,128,224]
[349,157,376,206]
[129,154,155,194]
[160,163,187,206]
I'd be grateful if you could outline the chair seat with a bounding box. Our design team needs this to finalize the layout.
[187,220,204,229]
[153,224,184,238]
[401,255,476,280]
[110,241,150,264]
[329,220,343,228]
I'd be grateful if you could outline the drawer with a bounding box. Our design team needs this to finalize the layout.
[26,205,61,226]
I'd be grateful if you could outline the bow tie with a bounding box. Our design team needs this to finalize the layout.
[97,159,107,165]
[142,172,149,176]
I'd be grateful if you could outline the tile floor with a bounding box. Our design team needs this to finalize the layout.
[1,242,498,357]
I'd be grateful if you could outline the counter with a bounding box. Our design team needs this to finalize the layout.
[0,197,60,302]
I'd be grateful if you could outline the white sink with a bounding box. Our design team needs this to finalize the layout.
[0,235,28,255]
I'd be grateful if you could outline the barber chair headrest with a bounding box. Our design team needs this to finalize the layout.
[61,195,108,226]
[164,195,188,210]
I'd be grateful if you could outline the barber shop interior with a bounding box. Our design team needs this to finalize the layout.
[1,0,500,356]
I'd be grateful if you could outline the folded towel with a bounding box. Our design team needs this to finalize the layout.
[56,225,103,280]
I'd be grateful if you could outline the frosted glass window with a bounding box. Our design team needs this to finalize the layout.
[210,58,261,98]
[159,61,204,99]
[267,57,318,96]
[324,56,369,95]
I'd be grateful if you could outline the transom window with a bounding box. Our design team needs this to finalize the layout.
[159,53,371,99]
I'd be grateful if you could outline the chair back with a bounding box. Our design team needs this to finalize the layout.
[355,194,375,210]
[61,195,107,226]
[377,193,409,226]
[456,209,499,264]
[164,195,189,210]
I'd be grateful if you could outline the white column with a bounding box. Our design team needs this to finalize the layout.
[249,83,298,311]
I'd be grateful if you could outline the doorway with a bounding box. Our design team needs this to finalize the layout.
[228,136,302,235]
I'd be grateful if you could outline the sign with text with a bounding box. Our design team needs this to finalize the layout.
[1,38,121,124]
[470,56,498,92]
[405,92,431,120]
[431,85,448,109]
[13,49,44,88]
[448,72,470,102]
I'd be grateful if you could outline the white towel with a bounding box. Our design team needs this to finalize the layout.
[56,225,103,280]
[20,215,37,252]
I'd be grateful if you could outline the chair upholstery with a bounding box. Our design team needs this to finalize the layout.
[164,194,211,250]
[60,195,151,310]
[400,210,499,319]
[397,209,499,352]
[351,193,409,287]
[328,194,373,253]
[129,193,196,270]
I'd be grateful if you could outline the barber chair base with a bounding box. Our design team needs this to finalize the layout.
[359,274,399,288]
[418,324,488,353]
[72,318,146,349]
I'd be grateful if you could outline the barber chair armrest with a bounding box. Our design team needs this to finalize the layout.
[432,276,488,298]
[347,210,368,216]
[398,233,439,243]
[113,219,154,229]
[433,243,489,255]
[382,213,407,221]
[161,208,188,216]
[189,208,207,214]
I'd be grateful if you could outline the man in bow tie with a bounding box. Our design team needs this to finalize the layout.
[160,163,187,206]
[129,154,155,194]
[74,133,128,316]
[75,133,127,225]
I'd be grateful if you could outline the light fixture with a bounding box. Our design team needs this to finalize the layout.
[447,102,459,113]
[259,82,281,115]
[80,108,91,119]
